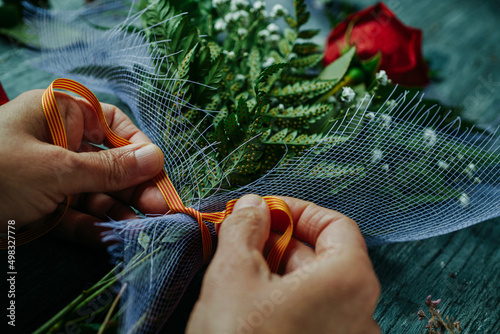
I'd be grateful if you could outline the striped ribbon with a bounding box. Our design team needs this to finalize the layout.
[0,79,293,272]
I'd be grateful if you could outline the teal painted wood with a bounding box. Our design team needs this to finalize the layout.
[0,0,499,332]
[370,218,500,333]
[343,0,500,332]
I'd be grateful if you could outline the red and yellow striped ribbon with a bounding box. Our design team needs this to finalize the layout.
[1,78,294,272]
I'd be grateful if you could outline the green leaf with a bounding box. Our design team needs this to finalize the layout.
[254,63,288,100]
[224,112,241,139]
[292,42,319,55]
[138,232,150,250]
[278,39,292,57]
[361,52,381,82]
[284,28,297,43]
[207,41,221,61]
[298,29,320,39]
[266,103,337,133]
[285,15,298,29]
[289,54,323,68]
[318,47,356,81]
[297,11,310,26]
[176,43,198,79]
[269,79,341,105]
[236,97,251,126]
[248,47,261,83]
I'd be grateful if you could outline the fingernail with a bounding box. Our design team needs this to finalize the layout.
[135,144,163,176]
[233,194,263,211]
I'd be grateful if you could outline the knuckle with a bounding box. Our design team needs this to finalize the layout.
[98,149,132,189]
[225,207,265,232]
[221,208,264,240]
[210,249,263,282]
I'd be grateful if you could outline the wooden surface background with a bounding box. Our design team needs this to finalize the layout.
[0,0,499,333]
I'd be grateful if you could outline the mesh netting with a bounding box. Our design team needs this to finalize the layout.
[26,1,499,333]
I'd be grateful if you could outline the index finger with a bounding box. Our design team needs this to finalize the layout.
[277,196,367,257]
[79,98,152,146]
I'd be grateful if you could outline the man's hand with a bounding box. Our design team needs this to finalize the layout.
[0,89,169,244]
[187,194,380,334]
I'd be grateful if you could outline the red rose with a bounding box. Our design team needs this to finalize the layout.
[0,82,8,105]
[325,2,429,87]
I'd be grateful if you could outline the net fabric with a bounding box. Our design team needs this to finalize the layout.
[26,1,500,333]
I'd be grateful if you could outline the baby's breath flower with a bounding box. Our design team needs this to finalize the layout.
[380,114,392,129]
[364,111,375,120]
[385,99,397,107]
[267,23,280,34]
[252,0,265,10]
[233,10,249,22]
[214,18,227,31]
[371,149,383,164]
[224,12,237,22]
[212,0,229,7]
[262,57,275,68]
[464,163,476,178]
[266,34,280,43]
[223,50,236,60]
[375,70,388,86]
[459,193,470,208]
[423,128,437,147]
[340,87,355,103]
[270,4,288,17]
[437,160,449,170]
[230,0,249,11]
[257,29,270,40]
[237,28,248,37]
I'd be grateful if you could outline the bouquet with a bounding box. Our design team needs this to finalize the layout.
[24,0,499,332]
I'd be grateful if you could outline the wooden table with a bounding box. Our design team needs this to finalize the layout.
[1,0,499,332]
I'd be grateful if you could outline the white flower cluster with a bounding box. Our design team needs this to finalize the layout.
[230,0,249,11]
[214,18,227,32]
[258,23,281,44]
[340,87,355,103]
[212,0,230,7]
[375,70,388,86]
[222,50,236,60]
[224,10,249,23]
[459,192,470,208]
[423,128,437,147]
[380,114,392,129]
[237,27,248,37]
[270,4,288,18]
[464,163,476,179]
[371,148,383,164]
[252,0,265,11]
[437,160,449,170]
[364,111,376,120]
[267,23,279,33]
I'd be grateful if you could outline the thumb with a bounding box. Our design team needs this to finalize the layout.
[212,194,271,278]
[61,143,164,194]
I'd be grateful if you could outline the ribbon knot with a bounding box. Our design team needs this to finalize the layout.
[1,79,294,273]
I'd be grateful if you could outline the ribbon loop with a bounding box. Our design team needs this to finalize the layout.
[0,79,294,273]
